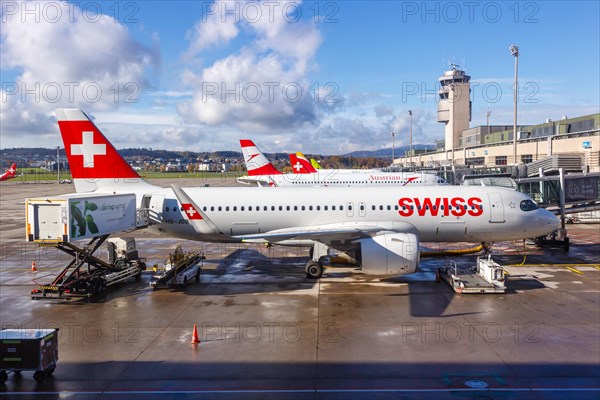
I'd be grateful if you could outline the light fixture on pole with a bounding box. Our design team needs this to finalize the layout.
[509,44,519,165]
[408,110,413,167]
[56,146,60,184]
[391,131,395,164]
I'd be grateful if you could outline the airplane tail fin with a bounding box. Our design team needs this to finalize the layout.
[309,158,322,170]
[56,108,153,192]
[239,139,282,176]
[289,153,317,174]
[8,163,16,176]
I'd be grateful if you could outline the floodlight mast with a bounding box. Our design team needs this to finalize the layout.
[509,45,519,165]
[408,110,413,167]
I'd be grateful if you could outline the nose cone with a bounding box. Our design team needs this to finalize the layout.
[537,208,559,236]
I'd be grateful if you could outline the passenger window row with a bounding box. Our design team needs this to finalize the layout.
[163,203,482,213]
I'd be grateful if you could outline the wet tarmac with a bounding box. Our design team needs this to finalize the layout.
[1,180,599,399]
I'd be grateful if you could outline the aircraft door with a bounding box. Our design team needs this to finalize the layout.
[148,194,165,223]
[346,202,354,217]
[358,202,366,217]
[488,193,505,223]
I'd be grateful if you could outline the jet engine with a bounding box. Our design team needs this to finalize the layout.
[356,232,420,277]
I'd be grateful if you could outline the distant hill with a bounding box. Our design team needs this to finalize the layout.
[1,145,433,169]
[344,145,435,158]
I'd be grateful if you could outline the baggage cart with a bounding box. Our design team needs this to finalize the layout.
[0,328,59,382]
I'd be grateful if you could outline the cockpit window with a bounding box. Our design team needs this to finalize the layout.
[520,199,539,211]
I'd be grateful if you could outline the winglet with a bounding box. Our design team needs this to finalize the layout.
[239,139,282,176]
[171,185,222,235]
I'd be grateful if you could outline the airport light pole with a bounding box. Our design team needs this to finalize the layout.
[56,146,60,184]
[408,110,413,167]
[391,131,395,165]
[509,44,519,165]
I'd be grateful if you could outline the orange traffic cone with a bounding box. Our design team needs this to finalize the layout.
[191,324,200,344]
[31,260,37,272]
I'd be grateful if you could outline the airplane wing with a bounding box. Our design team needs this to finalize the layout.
[232,222,389,244]
[173,186,418,248]
[236,176,277,187]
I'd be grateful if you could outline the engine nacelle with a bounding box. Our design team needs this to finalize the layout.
[357,233,420,277]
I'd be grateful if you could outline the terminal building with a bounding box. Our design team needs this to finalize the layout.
[396,66,600,176]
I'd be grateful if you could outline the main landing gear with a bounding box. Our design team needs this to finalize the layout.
[305,242,329,279]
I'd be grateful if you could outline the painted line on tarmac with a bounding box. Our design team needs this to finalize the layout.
[565,266,584,275]
[505,263,600,268]
[2,388,600,396]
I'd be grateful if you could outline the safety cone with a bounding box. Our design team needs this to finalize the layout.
[31,260,37,272]
[191,324,200,344]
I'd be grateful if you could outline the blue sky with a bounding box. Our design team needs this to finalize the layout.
[1,1,599,153]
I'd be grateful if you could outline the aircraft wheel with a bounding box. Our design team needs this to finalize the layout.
[33,370,45,382]
[45,367,55,376]
[563,237,570,251]
[305,261,323,279]
[182,277,188,287]
[195,269,200,282]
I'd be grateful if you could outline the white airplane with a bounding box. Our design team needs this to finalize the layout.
[238,140,447,187]
[56,108,558,279]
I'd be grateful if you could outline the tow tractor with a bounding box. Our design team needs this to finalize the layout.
[150,246,204,289]
[438,255,506,294]
[31,236,146,300]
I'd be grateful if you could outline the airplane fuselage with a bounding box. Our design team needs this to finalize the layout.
[239,170,447,187]
[111,184,556,244]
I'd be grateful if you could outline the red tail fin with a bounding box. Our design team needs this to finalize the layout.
[56,109,150,192]
[289,154,317,174]
[239,139,282,176]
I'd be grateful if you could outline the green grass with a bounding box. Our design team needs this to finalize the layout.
[139,171,244,179]
[14,169,72,182]
[12,169,244,182]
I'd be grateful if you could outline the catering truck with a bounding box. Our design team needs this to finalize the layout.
[26,193,137,243]
[26,193,147,300]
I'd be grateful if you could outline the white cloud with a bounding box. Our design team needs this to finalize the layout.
[178,0,322,132]
[0,0,159,142]
[185,0,240,56]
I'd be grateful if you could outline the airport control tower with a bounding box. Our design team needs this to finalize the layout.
[437,65,471,160]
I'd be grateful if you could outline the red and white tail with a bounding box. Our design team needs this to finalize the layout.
[0,163,17,181]
[239,139,282,176]
[289,153,317,174]
[56,109,153,192]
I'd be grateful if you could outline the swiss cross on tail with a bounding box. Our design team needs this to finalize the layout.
[182,204,203,220]
[71,131,106,168]
[56,109,140,181]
